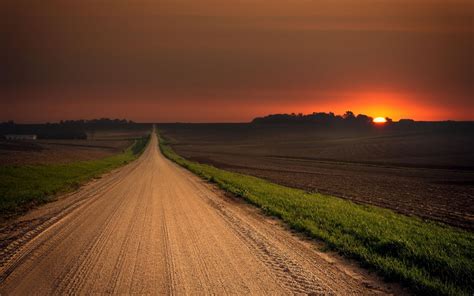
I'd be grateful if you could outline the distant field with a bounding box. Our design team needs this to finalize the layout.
[159,123,474,230]
[0,126,151,217]
[86,129,151,141]
[0,135,150,218]
[0,128,150,165]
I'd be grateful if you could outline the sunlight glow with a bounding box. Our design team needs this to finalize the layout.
[373,117,387,123]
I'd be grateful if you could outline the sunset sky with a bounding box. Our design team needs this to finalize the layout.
[1,0,473,122]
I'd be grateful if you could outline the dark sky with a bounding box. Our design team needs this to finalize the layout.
[1,0,473,122]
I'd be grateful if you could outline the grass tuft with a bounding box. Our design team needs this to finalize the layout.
[158,132,474,296]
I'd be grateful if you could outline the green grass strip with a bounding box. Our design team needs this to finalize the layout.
[0,135,150,217]
[158,133,474,296]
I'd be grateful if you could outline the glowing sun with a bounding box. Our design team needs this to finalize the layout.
[373,117,387,123]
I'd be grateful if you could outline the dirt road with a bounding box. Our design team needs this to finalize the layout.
[0,133,398,295]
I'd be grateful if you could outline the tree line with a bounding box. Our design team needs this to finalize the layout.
[0,118,148,139]
[252,111,393,125]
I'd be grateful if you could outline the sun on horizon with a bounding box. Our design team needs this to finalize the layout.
[373,117,387,123]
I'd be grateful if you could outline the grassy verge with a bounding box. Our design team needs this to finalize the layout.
[158,133,473,296]
[0,135,150,218]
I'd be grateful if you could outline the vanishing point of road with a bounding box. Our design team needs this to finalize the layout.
[0,132,398,295]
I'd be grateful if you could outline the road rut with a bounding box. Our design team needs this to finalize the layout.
[0,133,399,295]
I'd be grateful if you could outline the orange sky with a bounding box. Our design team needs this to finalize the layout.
[1,0,473,122]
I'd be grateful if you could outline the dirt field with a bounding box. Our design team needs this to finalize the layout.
[159,123,474,230]
[0,129,150,165]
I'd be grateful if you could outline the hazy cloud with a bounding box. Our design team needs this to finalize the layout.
[1,0,473,121]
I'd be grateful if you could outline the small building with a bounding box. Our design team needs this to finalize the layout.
[4,134,37,140]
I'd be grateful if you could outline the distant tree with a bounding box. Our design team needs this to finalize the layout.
[355,114,373,124]
[343,111,356,120]
[398,119,415,125]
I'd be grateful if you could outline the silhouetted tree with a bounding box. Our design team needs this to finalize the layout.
[343,111,356,120]
[356,114,373,124]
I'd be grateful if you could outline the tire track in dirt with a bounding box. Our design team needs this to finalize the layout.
[0,156,144,273]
